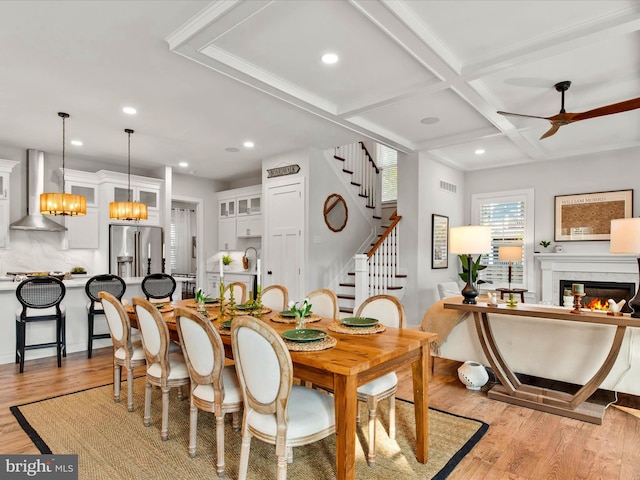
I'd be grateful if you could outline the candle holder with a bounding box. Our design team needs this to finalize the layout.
[161,258,165,273]
[218,280,226,319]
[571,292,586,314]
[146,258,151,276]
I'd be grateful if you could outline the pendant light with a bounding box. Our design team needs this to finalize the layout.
[40,112,87,216]
[109,128,148,221]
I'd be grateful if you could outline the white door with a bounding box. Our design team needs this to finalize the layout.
[265,180,304,301]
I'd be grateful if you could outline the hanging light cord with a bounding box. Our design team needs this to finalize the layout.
[58,112,70,193]
[125,128,134,203]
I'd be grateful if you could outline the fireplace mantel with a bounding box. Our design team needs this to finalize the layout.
[535,253,638,304]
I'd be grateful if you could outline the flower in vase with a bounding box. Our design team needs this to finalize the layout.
[288,298,312,319]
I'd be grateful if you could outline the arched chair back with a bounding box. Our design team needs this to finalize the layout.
[224,282,247,304]
[260,285,288,311]
[141,273,176,302]
[174,307,242,474]
[356,294,406,328]
[85,274,127,358]
[231,316,335,479]
[306,288,339,319]
[15,276,66,373]
[99,291,145,411]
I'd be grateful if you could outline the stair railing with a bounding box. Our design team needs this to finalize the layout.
[334,142,381,218]
[354,212,401,310]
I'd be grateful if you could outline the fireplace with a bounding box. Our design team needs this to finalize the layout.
[559,279,635,313]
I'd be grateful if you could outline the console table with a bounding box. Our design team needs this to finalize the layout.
[444,298,640,424]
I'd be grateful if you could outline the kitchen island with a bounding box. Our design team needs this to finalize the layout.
[0,276,186,366]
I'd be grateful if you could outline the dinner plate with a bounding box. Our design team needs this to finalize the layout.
[281,328,326,343]
[236,303,256,310]
[220,319,232,329]
[204,298,218,304]
[279,310,312,318]
[341,317,379,328]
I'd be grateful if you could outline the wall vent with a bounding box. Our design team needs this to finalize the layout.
[439,180,457,194]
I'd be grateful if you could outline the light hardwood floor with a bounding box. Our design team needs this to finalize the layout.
[2,348,639,479]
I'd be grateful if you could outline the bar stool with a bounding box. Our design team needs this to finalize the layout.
[85,274,127,358]
[15,276,66,373]
[141,273,176,302]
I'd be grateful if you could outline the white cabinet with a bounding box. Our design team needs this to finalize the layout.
[63,169,99,249]
[0,160,19,248]
[237,194,261,216]
[219,199,236,218]
[219,217,237,251]
[98,170,162,226]
[207,272,256,300]
[237,215,262,238]
[217,185,261,249]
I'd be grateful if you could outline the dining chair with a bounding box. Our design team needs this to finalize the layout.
[174,307,242,474]
[99,291,145,412]
[224,282,247,304]
[141,273,177,302]
[355,294,406,466]
[231,316,335,480]
[306,288,339,319]
[132,297,190,441]
[15,276,67,373]
[260,284,288,311]
[85,274,127,358]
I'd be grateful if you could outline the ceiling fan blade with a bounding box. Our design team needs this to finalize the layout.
[571,97,640,122]
[497,111,550,121]
[540,124,560,140]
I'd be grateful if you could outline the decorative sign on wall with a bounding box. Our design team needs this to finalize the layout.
[267,164,300,178]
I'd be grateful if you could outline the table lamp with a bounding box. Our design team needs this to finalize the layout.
[498,245,523,290]
[610,218,640,318]
[449,225,492,304]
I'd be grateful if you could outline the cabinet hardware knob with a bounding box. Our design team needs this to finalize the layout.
[267,270,272,275]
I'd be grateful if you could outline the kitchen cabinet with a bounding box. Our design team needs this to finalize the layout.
[217,185,261,249]
[219,199,235,218]
[236,215,262,238]
[237,194,261,216]
[0,159,19,248]
[219,217,236,251]
[62,169,99,249]
[98,170,162,226]
[207,272,257,300]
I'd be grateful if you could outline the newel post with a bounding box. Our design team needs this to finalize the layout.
[354,254,369,313]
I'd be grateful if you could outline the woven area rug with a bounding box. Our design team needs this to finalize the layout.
[11,379,487,479]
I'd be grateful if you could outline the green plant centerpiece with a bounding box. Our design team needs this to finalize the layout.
[222,254,233,267]
[288,298,312,330]
[195,288,209,313]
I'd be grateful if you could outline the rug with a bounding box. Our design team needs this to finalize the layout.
[11,379,488,479]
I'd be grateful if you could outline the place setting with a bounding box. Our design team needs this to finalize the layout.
[268,309,321,324]
[327,316,386,334]
[280,327,337,351]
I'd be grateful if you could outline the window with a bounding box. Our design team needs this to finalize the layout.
[377,144,397,202]
[471,189,534,289]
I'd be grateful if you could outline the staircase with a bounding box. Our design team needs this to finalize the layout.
[331,142,405,315]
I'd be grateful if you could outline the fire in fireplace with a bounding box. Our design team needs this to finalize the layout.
[559,280,635,313]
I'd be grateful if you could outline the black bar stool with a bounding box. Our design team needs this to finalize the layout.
[141,273,176,302]
[15,276,66,373]
[85,274,127,358]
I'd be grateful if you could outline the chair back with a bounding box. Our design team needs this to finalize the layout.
[132,297,172,371]
[86,274,126,312]
[231,316,292,416]
[260,285,288,311]
[224,282,247,304]
[356,294,405,328]
[175,307,225,393]
[141,273,176,301]
[437,282,460,300]
[307,288,338,319]
[99,291,132,352]
[16,276,66,318]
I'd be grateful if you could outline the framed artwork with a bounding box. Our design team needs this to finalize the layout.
[554,189,633,241]
[432,214,449,269]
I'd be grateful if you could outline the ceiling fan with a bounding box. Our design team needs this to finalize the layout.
[497,81,640,139]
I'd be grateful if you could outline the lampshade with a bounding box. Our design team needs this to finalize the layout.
[109,128,147,221]
[449,226,492,254]
[498,245,523,262]
[610,218,640,254]
[40,112,87,216]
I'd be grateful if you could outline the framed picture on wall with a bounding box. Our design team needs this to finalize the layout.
[554,189,633,241]
[432,214,449,269]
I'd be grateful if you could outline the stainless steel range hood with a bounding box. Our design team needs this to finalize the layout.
[10,149,66,232]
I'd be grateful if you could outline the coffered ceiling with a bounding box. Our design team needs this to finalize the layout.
[0,1,638,181]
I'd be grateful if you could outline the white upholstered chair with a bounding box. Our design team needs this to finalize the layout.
[174,307,242,475]
[306,288,339,319]
[438,281,461,300]
[355,294,406,466]
[132,297,190,441]
[260,284,289,312]
[224,282,247,304]
[231,316,335,480]
[99,292,146,412]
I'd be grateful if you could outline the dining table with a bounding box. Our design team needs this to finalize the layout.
[128,299,437,480]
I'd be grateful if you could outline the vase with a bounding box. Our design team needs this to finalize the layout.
[295,314,305,330]
[457,360,489,391]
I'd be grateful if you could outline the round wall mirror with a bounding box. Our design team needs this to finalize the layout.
[323,193,348,232]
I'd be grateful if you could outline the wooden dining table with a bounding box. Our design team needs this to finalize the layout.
[128,299,437,480]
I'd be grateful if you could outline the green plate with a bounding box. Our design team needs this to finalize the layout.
[341,317,379,328]
[204,298,218,304]
[279,310,312,318]
[281,329,326,343]
[236,303,257,310]
[220,319,232,329]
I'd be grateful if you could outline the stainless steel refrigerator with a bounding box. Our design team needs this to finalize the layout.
[109,225,164,277]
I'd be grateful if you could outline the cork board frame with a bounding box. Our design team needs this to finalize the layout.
[554,189,633,241]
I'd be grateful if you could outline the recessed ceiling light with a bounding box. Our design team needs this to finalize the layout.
[321,53,339,64]
[225,147,240,153]
[70,140,83,146]
[243,141,254,148]
[420,117,440,125]
[475,149,486,155]
[122,106,137,115]
[179,161,188,168]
